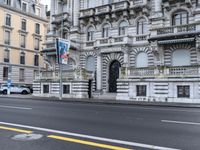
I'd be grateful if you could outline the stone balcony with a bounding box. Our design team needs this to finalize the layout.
[111,0,129,12]
[124,66,200,78]
[150,23,200,40]
[35,69,94,81]
[95,5,110,15]
[80,8,95,18]
[52,12,70,25]
[129,0,147,8]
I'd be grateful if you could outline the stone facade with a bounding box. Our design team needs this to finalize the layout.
[0,0,48,87]
[34,0,200,103]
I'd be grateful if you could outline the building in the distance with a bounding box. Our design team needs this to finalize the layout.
[0,0,48,88]
[34,0,200,103]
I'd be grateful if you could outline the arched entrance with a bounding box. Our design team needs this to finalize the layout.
[109,60,121,93]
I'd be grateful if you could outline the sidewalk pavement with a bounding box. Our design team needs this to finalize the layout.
[0,94,200,108]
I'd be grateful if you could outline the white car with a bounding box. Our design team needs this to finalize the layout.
[0,84,31,95]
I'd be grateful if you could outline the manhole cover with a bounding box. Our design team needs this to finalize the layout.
[12,134,43,141]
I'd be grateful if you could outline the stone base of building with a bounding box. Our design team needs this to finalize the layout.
[116,78,200,103]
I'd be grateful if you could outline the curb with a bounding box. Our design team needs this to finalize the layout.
[0,95,200,108]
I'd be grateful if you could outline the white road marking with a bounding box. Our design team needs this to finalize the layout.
[0,121,179,150]
[0,105,32,110]
[162,120,200,126]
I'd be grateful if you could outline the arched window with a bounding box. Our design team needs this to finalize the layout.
[136,52,148,68]
[172,49,190,66]
[86,56,95,72]
[102,23,110,38]
[119,21,128,36]
[172,10,188,26]
[87,26,94,41]
[137,17,148,35]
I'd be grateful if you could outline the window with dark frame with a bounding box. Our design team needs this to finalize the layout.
[63,85,70,94]
[5,14,11,26]
[21,35,26,48]
[137,18,147,35]
[35,23,40,34]
[4,49,9,63]
[21,19,26,31]
[43,85,49,93]
[177,86,190,98]
[4,30,10,45]
[20,52,25,65]
[5,0,11,5]
[172,10,188,26]
[3,67,8,81]
[87,27,94,41]
[34,38,40,50]
[136,85,147,96]
[22,2,27,12]
[34,54,39,66]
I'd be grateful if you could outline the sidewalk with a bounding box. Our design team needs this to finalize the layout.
[0,94,200,108]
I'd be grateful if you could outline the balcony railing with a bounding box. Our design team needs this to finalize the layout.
[153,24,198,36]
[86,41,95,47]
[95,5,110,15]
[112,1,129,12]
[127,66,200,78]
[130,0,147,8]
[113,36,133,44]
[134,34,149,42]
[35,69,94,80]
[80,8,94,18]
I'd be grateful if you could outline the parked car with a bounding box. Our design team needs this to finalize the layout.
[0,84,31,95]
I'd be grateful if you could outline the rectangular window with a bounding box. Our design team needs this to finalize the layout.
[22,2,27,12]
[43,85,49,93]
[34,55,39,66]
[34,38,40,50]
[4,30,10,45]
[63,85,70,94]
[177,86,190,98]
[21,19,26,31]
[35,23,40,34]
[3,67,8,81]
[20,52,25,64]
[5,14,11,26]
[19,68,25,82]
[5,0,11,5]
[36,8,40,16]
[21,35,26,48]
[136,85,147,96]
[4,50,9,63]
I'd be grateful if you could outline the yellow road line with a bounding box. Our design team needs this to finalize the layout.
[48,135,132,150]
[0,126,33,134]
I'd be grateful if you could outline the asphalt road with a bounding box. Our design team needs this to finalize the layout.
[0,97,199,150]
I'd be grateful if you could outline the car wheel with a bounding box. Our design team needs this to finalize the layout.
[3,90,7,95]
[22,90,28,95]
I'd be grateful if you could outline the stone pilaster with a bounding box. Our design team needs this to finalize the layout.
[96,52,102,91]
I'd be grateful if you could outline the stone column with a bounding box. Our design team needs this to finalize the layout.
[155,0,162,13]
[122,46,129,67]
[196,36,200,64]
[73,0,80,27]
[96,53,102,91]
[49,0,55,33]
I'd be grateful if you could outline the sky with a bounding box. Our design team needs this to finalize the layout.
[41,0,50,10]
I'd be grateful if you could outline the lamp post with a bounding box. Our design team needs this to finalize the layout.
[59,0,64,100]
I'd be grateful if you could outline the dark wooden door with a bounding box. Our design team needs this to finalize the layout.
[109,60,121,93]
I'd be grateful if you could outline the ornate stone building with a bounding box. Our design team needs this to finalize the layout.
[34,0,200,103]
